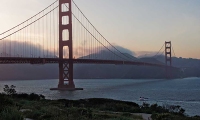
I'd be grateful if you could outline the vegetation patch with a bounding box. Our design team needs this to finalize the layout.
[0,85,200,120]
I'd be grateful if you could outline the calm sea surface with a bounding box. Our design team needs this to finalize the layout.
[0,78,200,116]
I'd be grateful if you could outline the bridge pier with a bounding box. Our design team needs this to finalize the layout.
[51,0,82,91]
[58,60,75,89]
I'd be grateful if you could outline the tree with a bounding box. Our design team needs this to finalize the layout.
[3,85,16,95]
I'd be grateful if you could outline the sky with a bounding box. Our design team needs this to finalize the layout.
[0,0,200,59]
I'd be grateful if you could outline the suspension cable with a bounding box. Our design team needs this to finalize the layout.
[70,10,129,61]
[153,43,165,57]
[0,6,59,40]
[0,0,58,35]
[68,2,135,61]
[172,45,176,57]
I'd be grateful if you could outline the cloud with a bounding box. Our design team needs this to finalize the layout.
[0,40,56,58]
[114,46,136,56]
[136,51,164,58]
[0,40,136,59]
[73,45,136,58]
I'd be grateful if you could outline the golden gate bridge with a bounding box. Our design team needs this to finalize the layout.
[0,0,175,90]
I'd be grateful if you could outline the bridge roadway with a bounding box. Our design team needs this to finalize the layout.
[0,57,171,68]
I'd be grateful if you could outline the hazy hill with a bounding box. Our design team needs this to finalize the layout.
[79,50,138,61]
[154,55,200,68]
[148,55,200,77]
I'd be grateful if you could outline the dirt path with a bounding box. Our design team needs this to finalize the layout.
[132,113,152,120]
[98,111,152,120]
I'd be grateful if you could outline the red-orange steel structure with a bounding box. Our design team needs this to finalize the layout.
[58,0,75,89]
[165,41,172,79]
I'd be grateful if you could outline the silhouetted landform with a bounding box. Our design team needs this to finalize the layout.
[0,51,199,80]
[154,55,200,78]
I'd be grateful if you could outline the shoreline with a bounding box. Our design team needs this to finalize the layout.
[1,91,200,120]
[1,77,200,81]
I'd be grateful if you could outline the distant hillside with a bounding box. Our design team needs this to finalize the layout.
[147,55,200,77]
[139,57,164,64]
[153,55,200,68]
[79,50,138,61]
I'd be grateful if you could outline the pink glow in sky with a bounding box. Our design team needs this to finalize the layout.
[0,0,200,59]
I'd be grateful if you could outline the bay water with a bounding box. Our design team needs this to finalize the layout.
[0,78,200,116]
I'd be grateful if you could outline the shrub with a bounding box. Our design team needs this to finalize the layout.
[0,95,15,111]
[12,93,45,100]
[0,107,23,120]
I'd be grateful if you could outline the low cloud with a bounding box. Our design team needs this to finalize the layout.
[73,45,136,58]
[136,51,164,58]
[114,46,136,56]
[0,40,137,59]
[0,40,55,58]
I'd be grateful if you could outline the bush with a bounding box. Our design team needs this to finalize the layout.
[0,107,23,120]
[12,93,45,100]
[0,95,15,111]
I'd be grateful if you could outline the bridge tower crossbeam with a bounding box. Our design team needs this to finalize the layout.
[165,41,172,79]
[58,0,74,89]
[51,0,82,90]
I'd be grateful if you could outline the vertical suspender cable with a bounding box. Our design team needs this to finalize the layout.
[48,7,50,58]
[45,11,48,58]
[43,11,44,57]
[53,3,55,58]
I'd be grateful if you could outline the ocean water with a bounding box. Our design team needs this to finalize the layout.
[0,78,200,116]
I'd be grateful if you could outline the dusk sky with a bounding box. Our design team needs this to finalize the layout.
[0,0,200,59]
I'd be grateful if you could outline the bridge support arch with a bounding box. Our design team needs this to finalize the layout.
[165,41,172,79]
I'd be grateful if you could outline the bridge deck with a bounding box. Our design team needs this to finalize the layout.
[0,57,168,68]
